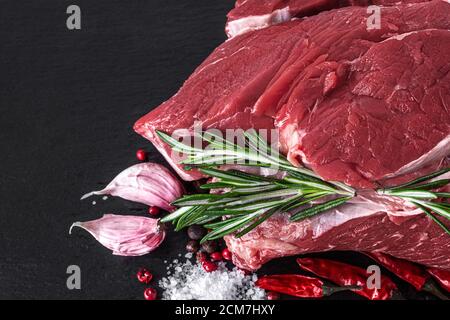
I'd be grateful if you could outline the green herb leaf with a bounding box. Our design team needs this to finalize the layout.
[389,168,450,190]
[202,212,262,243]
[407,179,450,191]
[160,206,195,223]
[380,169,450,238]
[414,201,450,220]
[290,197,352,222]
[156,129,358,240]
[412,202,450,236]
[235,208,277,238]
[383,190,438,200]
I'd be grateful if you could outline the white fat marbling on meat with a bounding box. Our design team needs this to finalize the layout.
[226,7,292,38]
[385,30,422,41]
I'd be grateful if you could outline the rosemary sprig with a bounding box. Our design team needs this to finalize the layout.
[158,130,354,242]
[158,129,449,241]
[157,130,355,193]
[290,196,352,222]
[378,171,450,235]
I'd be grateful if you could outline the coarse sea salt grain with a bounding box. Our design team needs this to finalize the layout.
[159,258,265,300]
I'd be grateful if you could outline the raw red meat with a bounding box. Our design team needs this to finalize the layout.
[226,0,432,38]
[226,186,450,271]
[275,29,450,188]
[226,0,341,38]
[134,1,450,270]
[134,1,450,187]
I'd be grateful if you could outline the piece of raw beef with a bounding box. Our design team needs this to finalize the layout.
[225,173,450,271]
[134,1,450,270]
[135,1,450,188]
[226,0,433,38]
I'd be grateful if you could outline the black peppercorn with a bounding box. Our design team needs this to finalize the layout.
[187,225,207,240]
[201,240,218,254]
[186,240,200,253]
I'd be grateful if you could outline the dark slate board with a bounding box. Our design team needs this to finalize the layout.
[0,0,435,299]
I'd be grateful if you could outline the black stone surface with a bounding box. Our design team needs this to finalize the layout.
[0,0,437,300]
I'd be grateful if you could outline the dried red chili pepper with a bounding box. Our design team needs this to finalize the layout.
[365,252,428,291]
[296,257,397,300]
[255,274,357,298]
[427,268,450,293]
[366,252,448,300]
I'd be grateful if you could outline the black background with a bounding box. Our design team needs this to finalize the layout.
[0,0,436,300]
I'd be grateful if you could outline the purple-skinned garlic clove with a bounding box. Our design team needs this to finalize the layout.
[81,162,184,211]
[70,214,166,256]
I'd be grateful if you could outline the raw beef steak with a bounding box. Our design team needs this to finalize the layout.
[134,1,450,188]
[226,0,432,38]
[134,1,450,270]
[225,171,450,271]
[274,29,450,188]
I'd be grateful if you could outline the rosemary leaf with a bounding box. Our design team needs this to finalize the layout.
[182,154,242,166]
[433,201,450,208]
[199,168,267,184]
[173,197,240,207]
[160,206,195,224]
[389,168,450,190]
[201,131,238,149]
[286,170,325,183]
[282,193,329,212]
[204,215,249,230]
[244,130,273,155]
[407,179,450,191]
[200,209,249,217]
[235,208,277,238]
[433,193,450,198]
[381,190,438,199]
[223,169,274,182]
[232,184,281,194]
[413,202,450,236]
[201,212,262,243]
[189,215,222,226]
[244,130,292,167]
[414,201,450,220]
[226,198,291,211]
[171,193,231,206]
[225,189,301,207]
[175,206,207,231]
[283,176,338,193]
[329,181,357,196]
[290,196,352,222]
[156,131,204,153]
[199,182,236,190]
[186,158,244,167]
